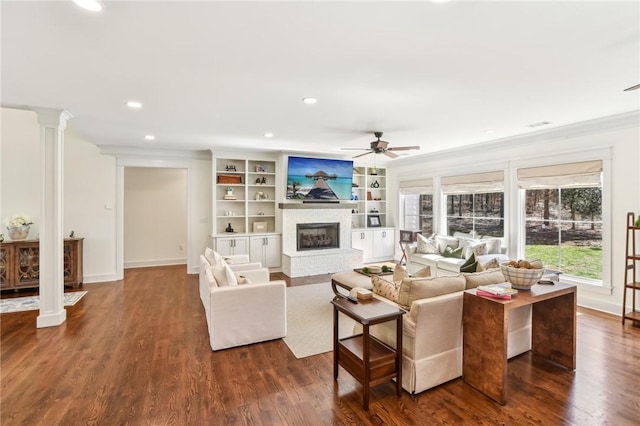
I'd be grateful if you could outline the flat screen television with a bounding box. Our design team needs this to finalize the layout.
[286,156,353,200]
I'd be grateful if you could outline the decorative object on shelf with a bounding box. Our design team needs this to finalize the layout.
[217,174,242,184]
[367,215,381,227]
[224,187,237,200]
[261,176,267,184]
[255,191,269,200]
[253,221,267,232]
[225,223,234,233]
[367,191,372,200]
[257,209,264,215]
[256,164,267,173]
[370,208,379,213]
[256,177,262,184]
[370,180,380,188]
[5,215,33,241]
[370,168,378,175]
[225,164,237,171]
[69,230,75,238]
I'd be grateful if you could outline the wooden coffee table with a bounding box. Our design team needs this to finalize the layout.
[462,282,577,405]
[331,295,405,410]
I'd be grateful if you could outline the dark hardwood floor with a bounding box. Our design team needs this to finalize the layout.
[2,265,639,425]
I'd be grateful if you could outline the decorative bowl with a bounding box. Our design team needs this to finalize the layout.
[500,263,544,290]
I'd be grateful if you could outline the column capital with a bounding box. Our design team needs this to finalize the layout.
[31,107,73,130]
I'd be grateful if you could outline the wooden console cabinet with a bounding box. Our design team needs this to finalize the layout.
[0,238,84,290]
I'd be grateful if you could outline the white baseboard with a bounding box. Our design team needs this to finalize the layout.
[83,273,120,284]
[124,258,187,269]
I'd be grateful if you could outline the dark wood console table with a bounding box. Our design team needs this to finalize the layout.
[463,282,576,404]
[331,295,405,410]
[0,238,84,290]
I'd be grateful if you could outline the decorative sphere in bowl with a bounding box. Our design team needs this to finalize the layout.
[500,263,544,290]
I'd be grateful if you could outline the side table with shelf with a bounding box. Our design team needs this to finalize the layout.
[331,295,405,410]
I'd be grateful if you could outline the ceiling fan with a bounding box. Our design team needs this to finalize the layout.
[341,132,420,159]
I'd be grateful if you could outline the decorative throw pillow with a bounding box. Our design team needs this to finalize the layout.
[235,274,251,285]
[413,266,431,277]
[436,235,459,254]
[442,246,464,259]
[212,262,238,287]
[204,247,222,266]
[371,275,400,303]
[481,238,502,254]
[416,233,439,254]
[481,257,502,271]
[459,253,477,273]
[465,241,488,259]
[393,264,410,283]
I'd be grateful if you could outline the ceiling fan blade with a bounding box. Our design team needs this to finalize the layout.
[352,151,373,159]
[623,83,640,91]
[387,146,420,151]
[384,151,399,159]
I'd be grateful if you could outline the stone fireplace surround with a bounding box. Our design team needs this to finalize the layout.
[279,203,362,277]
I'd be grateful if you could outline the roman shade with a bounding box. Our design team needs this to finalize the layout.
[399,178,433,195]
[517,160,602,189]
[441,171,504,194]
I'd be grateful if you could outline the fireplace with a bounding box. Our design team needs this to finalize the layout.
[297,222,340,251]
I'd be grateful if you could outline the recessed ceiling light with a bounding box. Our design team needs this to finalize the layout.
[144,135,155,141]
[126,101,142,109]
[72,0,104,12]
[484,129,496,134]
[263,132,274,138]
[302,97,318,104]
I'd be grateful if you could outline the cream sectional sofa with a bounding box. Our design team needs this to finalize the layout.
[406,232,509,276]
[352,268,531,394]
[199,248,287,351]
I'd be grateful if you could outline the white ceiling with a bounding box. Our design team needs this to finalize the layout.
[2,1,639,164]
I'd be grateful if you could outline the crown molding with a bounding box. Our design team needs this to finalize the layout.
[390,110,640,169]
[100,145,211,161]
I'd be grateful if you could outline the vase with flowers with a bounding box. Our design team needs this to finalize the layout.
[5,215,33,241]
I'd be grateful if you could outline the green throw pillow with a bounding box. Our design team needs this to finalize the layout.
[460,253,477,273]
[443,246,464,259]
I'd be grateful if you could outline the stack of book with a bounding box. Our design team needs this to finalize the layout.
[223,195,237,200]
[476,283,518,299]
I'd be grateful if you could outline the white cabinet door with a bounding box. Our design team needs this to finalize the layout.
[351,230,373,260]
[250,235,281,268]
[215,236,249,256]
[373,228,395,259]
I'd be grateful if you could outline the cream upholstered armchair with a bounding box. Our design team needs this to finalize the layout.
[199,249,287,351]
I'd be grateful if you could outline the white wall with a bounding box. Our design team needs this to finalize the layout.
[1,109,42,239]
[1,107,212,282]
[387,112,640,315]
[124,167,187,268]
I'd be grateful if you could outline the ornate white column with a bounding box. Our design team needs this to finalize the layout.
[33,108,73,328]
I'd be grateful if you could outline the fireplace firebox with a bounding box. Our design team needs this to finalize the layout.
[297,222,340,251]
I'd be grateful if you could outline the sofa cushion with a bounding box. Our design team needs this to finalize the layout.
[416,233,439,254]
[462,269,506,290]
[393,264,410,282]
[437,257,467,273]
[205,267,217,289]
[442,246,464,258]
[436,235,459,253]
[409,253,440,268]
[478,257,502,271]
[397,275,466,309]
[372,275,401,303]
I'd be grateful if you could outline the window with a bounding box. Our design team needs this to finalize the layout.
[442,171,505,237]
[399,179,433,235]
[518,161,603,282]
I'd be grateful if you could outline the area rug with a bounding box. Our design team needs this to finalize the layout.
[0,291,87,314]
[284,282,356,359]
